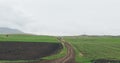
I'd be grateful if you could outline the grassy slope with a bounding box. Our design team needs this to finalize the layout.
[0,34,67,62]
[64,36,120,63]
[0,34,57,42]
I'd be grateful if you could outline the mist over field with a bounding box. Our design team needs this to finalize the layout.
[0,0,120,36]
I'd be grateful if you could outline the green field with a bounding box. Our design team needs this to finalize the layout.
[64,36,120,63]
[1,34,120,63]
[0,34,58,42]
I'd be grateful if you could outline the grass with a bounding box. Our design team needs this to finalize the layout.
[0,34,57,42]
[0,34,67,62]
[63,36,120,63]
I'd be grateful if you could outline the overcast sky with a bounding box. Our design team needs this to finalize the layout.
[0,0,120,36]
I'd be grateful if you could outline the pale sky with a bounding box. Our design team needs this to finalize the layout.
[0,0,120,36]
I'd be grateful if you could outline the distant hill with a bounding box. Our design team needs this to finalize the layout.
[0,27,24,34]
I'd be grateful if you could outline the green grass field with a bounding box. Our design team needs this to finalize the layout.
[64,36,120,63]
[1,34,120,63]
[0,34,58,42]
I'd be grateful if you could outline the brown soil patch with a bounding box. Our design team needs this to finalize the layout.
[0,41,62,60]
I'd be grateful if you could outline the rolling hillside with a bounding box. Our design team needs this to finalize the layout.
[0,27,24,34]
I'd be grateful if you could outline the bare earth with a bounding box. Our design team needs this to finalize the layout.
[0,42,61,60]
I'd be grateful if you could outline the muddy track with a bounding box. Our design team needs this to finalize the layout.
[19,38,76,63]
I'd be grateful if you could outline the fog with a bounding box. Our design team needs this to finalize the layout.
[0,0,120,36]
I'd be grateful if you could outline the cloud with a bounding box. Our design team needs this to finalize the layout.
[0,5,34,31]
[0,0,120,35]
